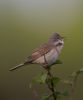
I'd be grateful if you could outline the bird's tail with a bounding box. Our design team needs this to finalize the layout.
[9,63,26,71]
[9,56,32,71]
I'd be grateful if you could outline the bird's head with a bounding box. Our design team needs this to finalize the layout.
[48,33,64,46]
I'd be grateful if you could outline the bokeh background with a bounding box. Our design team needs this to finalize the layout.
[0,0,83,100]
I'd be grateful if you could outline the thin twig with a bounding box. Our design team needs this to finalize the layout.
[46,68,57,100]
[69,73,79,100]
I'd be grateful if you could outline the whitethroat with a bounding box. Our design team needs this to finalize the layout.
[9,33,64,71]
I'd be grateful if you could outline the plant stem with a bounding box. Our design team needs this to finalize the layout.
[46,68,57,100]
[69,73,78,100]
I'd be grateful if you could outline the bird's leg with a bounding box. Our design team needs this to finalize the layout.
[43,54,49,69]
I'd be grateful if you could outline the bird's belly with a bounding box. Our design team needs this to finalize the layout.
[45,49,58,66]
[33,49,59,66]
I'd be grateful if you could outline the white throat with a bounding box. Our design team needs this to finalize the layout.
[54,40,64,53]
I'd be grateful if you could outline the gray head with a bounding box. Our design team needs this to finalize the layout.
[48,33,64,46]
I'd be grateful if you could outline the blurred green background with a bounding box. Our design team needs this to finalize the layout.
[0,0,83,100]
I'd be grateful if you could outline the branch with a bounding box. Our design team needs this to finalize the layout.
[69,68,83,100]
[46,68,57,100]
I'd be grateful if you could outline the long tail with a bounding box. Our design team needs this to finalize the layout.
[9,63,27,71]
[9,56,33,71]
[9,62,31,71]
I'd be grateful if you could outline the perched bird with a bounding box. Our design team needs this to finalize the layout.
[9,33,64,71]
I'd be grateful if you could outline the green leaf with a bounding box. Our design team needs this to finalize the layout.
[41,73,47,84]
[52,77,61,86]
[33,73,47,84]
[57,95,62,100]
[55,91,62,100]
[55,60,62,64]
[41,95,50,100]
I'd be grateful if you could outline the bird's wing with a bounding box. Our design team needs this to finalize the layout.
[31,43,55,60]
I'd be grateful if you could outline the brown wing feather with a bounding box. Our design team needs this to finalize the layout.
[31,43,54,60]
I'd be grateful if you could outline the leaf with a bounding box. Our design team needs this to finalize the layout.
[55,60,62,64]
[52,77,61,86]
[41,95,50,100]
[40,73,47,84]
[33,73,47,84]
[57,95,62,100]
[55,92,62,100]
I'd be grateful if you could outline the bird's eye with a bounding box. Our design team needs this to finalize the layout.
[59,42,62,45]
[56,42,62,46]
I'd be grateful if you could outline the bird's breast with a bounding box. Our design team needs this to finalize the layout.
[33,48,60,66]
[45,49,59,66]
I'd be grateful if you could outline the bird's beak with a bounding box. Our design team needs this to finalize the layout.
[62,36,70,41]
[61,36,65,39]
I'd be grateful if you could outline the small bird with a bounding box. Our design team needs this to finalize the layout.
[9,33,64,71]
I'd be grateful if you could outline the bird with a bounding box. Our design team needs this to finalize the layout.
[9,33,64,71]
